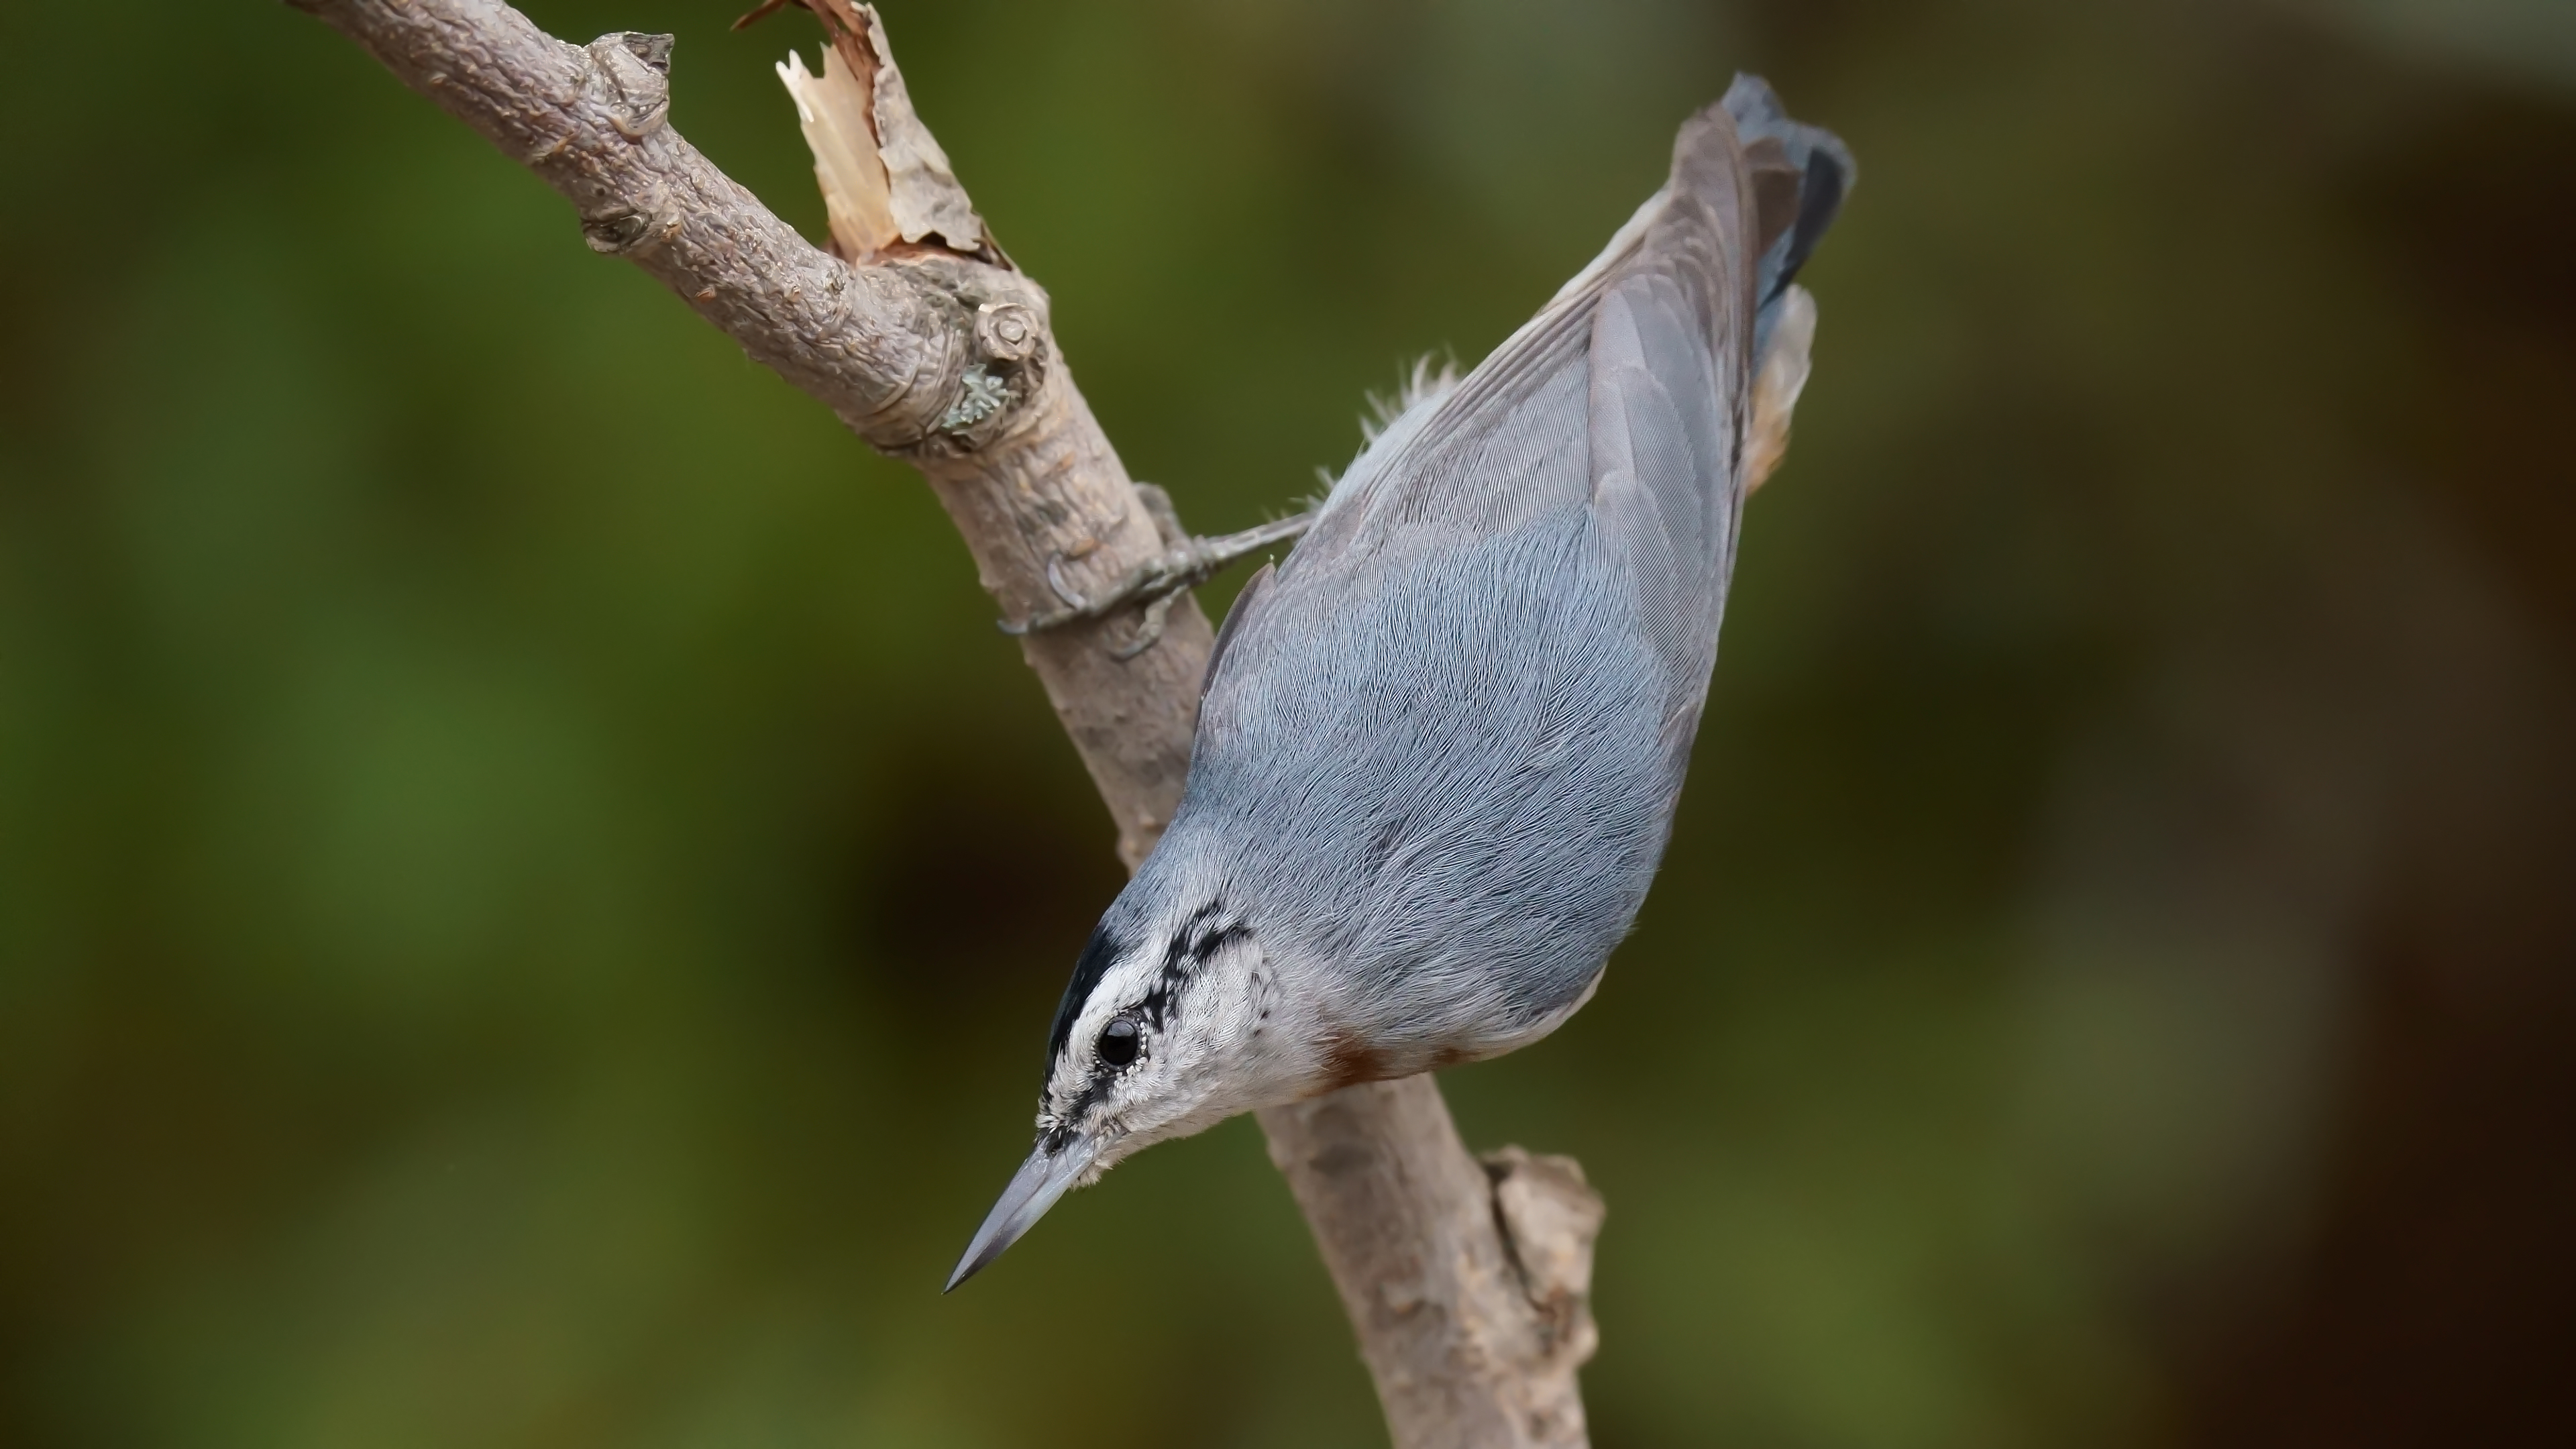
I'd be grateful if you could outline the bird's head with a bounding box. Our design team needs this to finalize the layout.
[945,884,1314,1289]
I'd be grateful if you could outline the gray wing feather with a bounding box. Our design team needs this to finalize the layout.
[1167,101,1770,1051]
[1273,102,1756,731]
[1590,270,1737,714]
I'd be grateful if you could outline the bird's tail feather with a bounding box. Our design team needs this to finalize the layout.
[1721,74,1854,350]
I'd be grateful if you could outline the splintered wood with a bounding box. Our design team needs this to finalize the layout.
[769,0,994,261]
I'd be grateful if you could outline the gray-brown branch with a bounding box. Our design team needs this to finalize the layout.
[292,3,1603,1442]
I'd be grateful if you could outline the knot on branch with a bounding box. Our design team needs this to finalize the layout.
[586,34,672,140]
[975,301,1040,362]
[849,257,1053,451]
[928,299,1042,437]
[579,195,674,255]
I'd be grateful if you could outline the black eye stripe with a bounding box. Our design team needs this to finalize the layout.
[1137,913,1254,1036]
[1049,906,1255,1107]
[1046,922,1127,1069]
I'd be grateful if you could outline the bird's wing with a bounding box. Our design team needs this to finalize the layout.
[1273,103,1762,720]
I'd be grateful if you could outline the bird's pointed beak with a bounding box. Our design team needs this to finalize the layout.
[944,1134,1098,1293]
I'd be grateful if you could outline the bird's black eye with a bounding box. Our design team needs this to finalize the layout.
[1097,1016,1140,1067]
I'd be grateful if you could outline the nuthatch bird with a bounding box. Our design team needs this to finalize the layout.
[950,76,1854,1290]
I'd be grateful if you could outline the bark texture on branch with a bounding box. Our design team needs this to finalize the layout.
[296,3,1603,1442]
[1269,1082,1605,1448]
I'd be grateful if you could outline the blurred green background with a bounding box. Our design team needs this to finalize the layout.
[3,1,2571,1445]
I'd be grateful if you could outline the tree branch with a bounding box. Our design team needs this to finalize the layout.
[1269,1086,1605,1448]
[294,2,1603,1442]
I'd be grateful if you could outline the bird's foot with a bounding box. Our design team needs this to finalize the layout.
[1001,490,1314,659]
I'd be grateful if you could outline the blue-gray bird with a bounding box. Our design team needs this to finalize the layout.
[950,76,1854,1290]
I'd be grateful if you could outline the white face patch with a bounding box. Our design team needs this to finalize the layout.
[1033,901,1320,1175]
